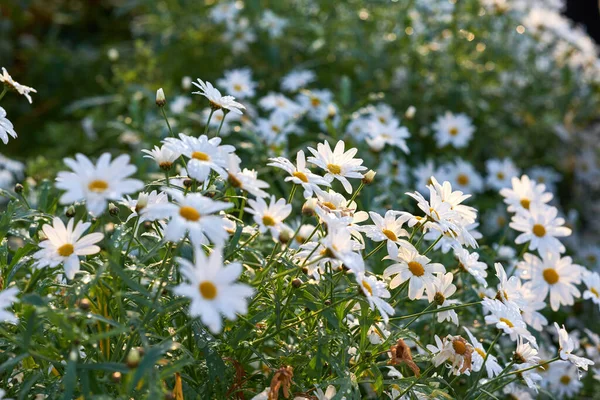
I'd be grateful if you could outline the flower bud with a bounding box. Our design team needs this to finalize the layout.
[77,298,91,311]
[302,198,317,217]
[362,170,376,185]
[66,206,76,218]
[108,203,120,217]
[126,347,141,368]
[183,179,193,188]
[405,105,416,119]
[111,372,122,383]
[279,228,292,244]
[292,278,302,288]
[156,88,166,107]
[14,183,23,193]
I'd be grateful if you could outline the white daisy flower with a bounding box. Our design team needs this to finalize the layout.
[217,68,256,99]
[223,17,257,54]
[0,286,19,324]
[482,298,536,345]
[547,361,583,398]
[494,262,526,309]
[583,272,600,309]
[0,67,37,103]
[361,210,411,254]
[364,117,410,154]
[485,158,520,190]
[255,110,298,145]
[260,10,288,38]
[33,217,104,279]
[519,286,549,331]
[296,89,333,120]
[454,247,488,286]
[438,159,484,194]
[554,323,595,371]
[258,92,302,116]
[56,153,144,216]
[173,247,253,334]
[121,190,169,223]
[432,111,475,149]
[191,78,246,114]
[245,196,291,239]
[412,160,437,193]
[432,272,459,325]
[357,273,395,323]
[0,107,17,145]
[142,145,180,171]
[500,175,553,214]
[319,224,365,275]
[281,69,315,92]
[143,189,232,247]
[227,155,269,198]
[313,385,337,400]
[464,327,502,378]
[509,205,572,255]
[428,334,474,376]
[164,133,235,182]
[268,150,331,199]
[295,241,341,280]
[383,243,445,300]
[518,252,582,311]
[514,336,541,366]
[307,140,367,194]
[169,95,191,115]
[209,1,241,23]
[527,166,561,193]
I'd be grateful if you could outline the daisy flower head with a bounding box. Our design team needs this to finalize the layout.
[432,272,459,325]
[361,210,410,253]
[141,145,180,171]
[258,92,303,116]
[281,69,315,92]
[307,140,366,194]
[583,271,600,309]
[494,262,526,309]
[245,196,292,240]
[364,117,411,154]
[357,273,395,323]
[428,334,474,376]
[438,159,484,194]
[0,67,37,103]
[0,286,19,324]
[121,190,169,223]
[209,1,241,23]
[482,298,536,345]
[56,153,144,216]
[554,323,595,371]
[0,107,17,145]
[227,154,269,198]
[383,243,445,300]
[518,252,582,311]
[527,166,561,193]
[319,224,365,275]
[268,150,331,199]
[500,175,553,214]
[509,205,572,255]
[513,336,541,366]
[485,158,520,190]
[163,134,235,182]
[455,247,488,286]
[173,248,253,334]
[255,110,298,145]
[260,10,288,38]
[432,111,475,149]
[412,160,437,194]
[548,361,583,398]
[192,78,246,114]
[464,327,502,378]
[296,89,334,120]
[217,68,256,99]
[143,189,232,247]
[519,286,549,332]
[33,217,103,280]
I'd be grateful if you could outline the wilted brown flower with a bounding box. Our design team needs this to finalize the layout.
[269,366,294,400]
[388,338,420,377]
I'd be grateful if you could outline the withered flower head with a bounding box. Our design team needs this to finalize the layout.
[388,338,420,377]
[269,366,294,400]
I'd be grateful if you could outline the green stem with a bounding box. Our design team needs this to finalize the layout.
[287,184,298,204]
[215,111,227,137]
[0,87,7,102]
[403,302,435,328]
[348,181,365,203]
[364,241,386,260]
[422,234,443,255]
[388,301,481,321]
[396,365,434,399]
[204,108,215,136]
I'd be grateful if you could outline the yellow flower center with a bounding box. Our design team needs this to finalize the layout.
[560,375,571,385]
[499,317,514,328]
[591,288,600,298]
[322,202,336,210]
[191,151,210,161]
[496,172,505,180]
[449,127,459,136]
[475,348,486,358]
[88,180,109,193]
[532,224,546,237]
[311,97,321,107]
[327,164,342,175]
[408,261,425,277]
[382,229,398,241]
[262,215,276,226]
[452,340,467,355]
[520,198,530,209]
[199,281,218,300]
[497,216,506,226]
[457,174,469,186]
[57,243,75,257]
[233,83,242,91]
[271,125,281,133]
[362,280,373,296]
[179,206,201,221]
[293,171,309,183]
[543,268,559,285]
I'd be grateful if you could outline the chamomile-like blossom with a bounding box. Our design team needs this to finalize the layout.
[56,153,144,216]
[319,224,365,274]
[518,252,582,311]
[432,273,459,325]
[548,361,583,398]
[33,217,103,279]
[0,286,19,324]
[412,160,437,193]
[482,298,536,345]
[260,10,288,38]
[227,155,269,198]
[439,159,484,194]
[464,327,502,378]
[209,1,241,23]
[295,241,341,280]
[258,92,303,116]
[384,243,445,300]
[164,134,235,182]
[0,67,37,103]
[583,272,600,309]
[454,247,488,286]
[121,190,169,223]
[520,287,549,331]
[0,107,17,145]
[296,89,333,120]
[500,175,553,214]
[364,117,410,153]
[555,323,595,371]
[527,166,561,193]
[173,248,253,334]
[246,196,291,239]
[485,158,520,190]
[268,150,330,198]
[192,78,246,114]
[217,68,256,99]
[514,336,541,366]
[143,189,232,247]
[494,262,526,309]
[281,69,315,92]
[509,205,572,254]
[360,210,410,252]
[357,273,395,323]
[307,140,366,193]
[142,145,180,171]
[428,334,474,376]
[255,110,298,145]
[432,111,475,149]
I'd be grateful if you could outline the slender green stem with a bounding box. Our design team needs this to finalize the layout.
[422,235,443,255]
[348,181,364,203]
[388,301,481,321]
[0,87,7,102]
[215,111,227,137]
[364,241,386,260]
[403,302,435,328]
[204,108,215,136]
[287,184,298,204]
[396,365,434,399]
[507,356,559,376]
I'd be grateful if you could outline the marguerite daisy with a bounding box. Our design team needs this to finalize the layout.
[268,150,331,199]
[432,111,474,149]
[509,205,572,255]
[554,323,594,371]
[0,107,17,145]
[307,140,367,194]
[0,286,19,324]
[245,196,291,239]
[357,273,395,323]
[192,78,246,114]
[500,175,553,214]
[0,67,37,103]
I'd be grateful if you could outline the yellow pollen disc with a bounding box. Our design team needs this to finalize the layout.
[560,375,571,385]
[497,216,506,226]
[322,202,336,210]
[179,206,201,221]
[591,288,600,298]
[191,151,210,161]
[382,229,398,241]
[496,172,505,180]
[457,174,469,186]
[452,340,467,355]
[327,164,342,175]
[520,198,530,209]
[57,243,75,257]
[532,224,546,237]
[408,261,425,277]
[311,97,321,107]
[475,348,486,358]
[88,179,109,193]
[233,83,242,91]
[587,255,597,264]
[271,125,281,133]
[293,171,309,183]
[362,280,373,296]
[543,268,559,285]
[449,127,459,136]
[499,317,514,328]
[199,281,217,300]
[262,215,276,226]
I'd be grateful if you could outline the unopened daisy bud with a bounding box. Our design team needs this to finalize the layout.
[302,198,317,216]
[111,372,122,383]
[405,105,416,119]
[279,229,292,244]
[126,347,141,368]
[66,205,76,218]
[327,104,337,120]
[362,170,376,185]
[181,76,192,90]
[292,278,302,288]
[183,179,193,188]
[108,203,120,217]
[77,298,91,311]
[14,183,23,193]
[143,220,153,231]
[156,88,166,107]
